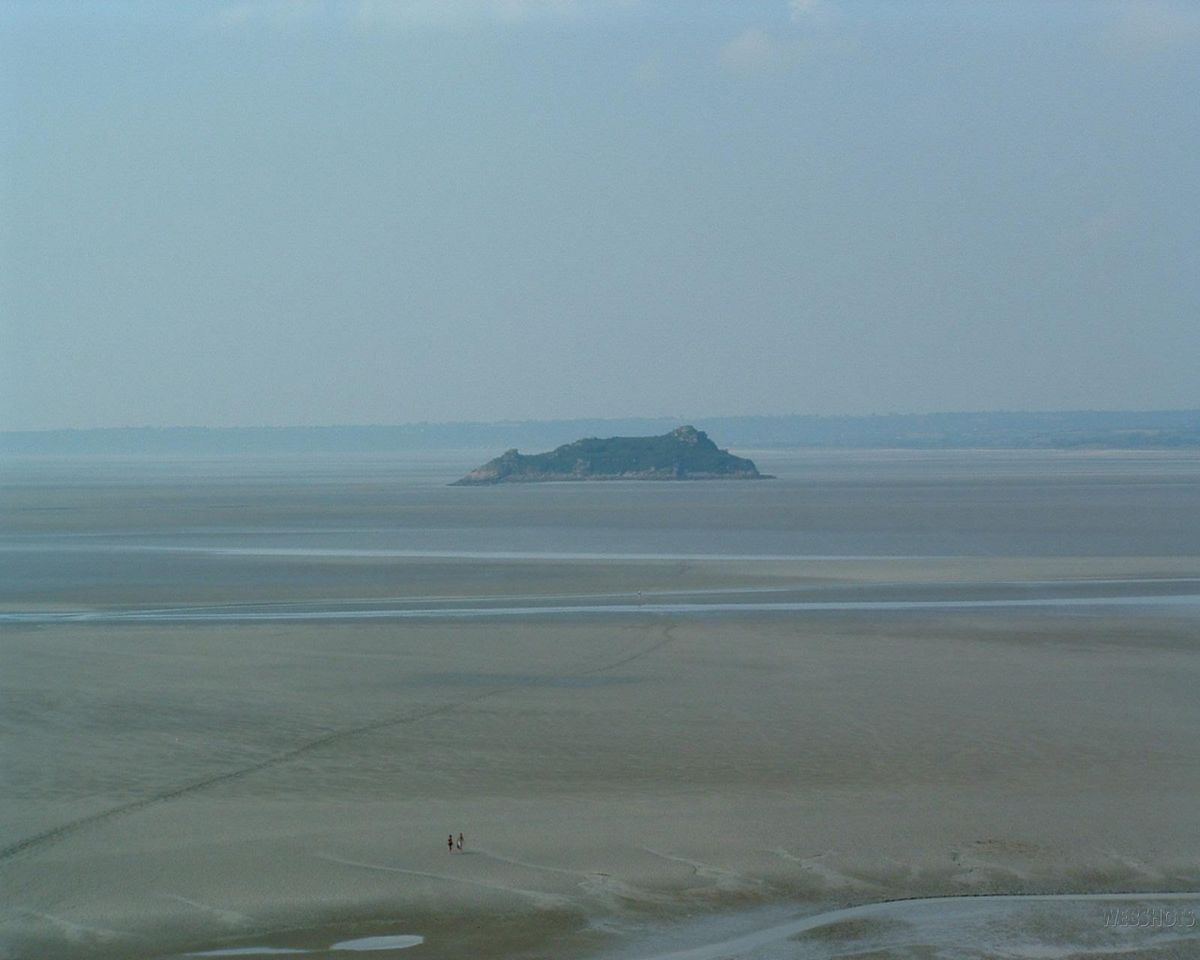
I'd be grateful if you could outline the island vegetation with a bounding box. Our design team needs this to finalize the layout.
[452,425,770,485]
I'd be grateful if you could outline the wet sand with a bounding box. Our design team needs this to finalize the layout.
[2,452,1199,958]
[4,592,1200,958]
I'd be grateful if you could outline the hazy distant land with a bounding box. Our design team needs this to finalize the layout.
[3,408,1199,456]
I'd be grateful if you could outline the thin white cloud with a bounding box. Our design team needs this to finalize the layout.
[719,27,777,74]
[355,0,566,27]
[1105,0,1200,53]
[631,54,666,87]
[1065,202,1132,250]
[215,0,323,29]
[788,0,822,20]
[216,0,634,29]
[352,0,640,28]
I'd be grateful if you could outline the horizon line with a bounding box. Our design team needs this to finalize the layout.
[3,406,1199,435]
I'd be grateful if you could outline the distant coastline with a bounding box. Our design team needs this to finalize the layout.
[2,409,1198,455]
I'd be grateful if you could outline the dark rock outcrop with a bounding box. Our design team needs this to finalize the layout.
[452,426,771,485]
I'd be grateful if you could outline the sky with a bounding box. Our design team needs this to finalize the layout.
[1,0,1197,430]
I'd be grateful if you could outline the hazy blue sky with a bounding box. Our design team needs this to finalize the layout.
[2,0,1197,429]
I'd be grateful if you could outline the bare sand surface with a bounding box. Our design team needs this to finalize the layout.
[4,579,1199,959]
[623,893,1200,959]
[3,452,1199,959]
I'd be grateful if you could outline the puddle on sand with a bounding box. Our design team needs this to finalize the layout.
[187,950,307,957]
[330,937,425,952]
[186,934,423,956]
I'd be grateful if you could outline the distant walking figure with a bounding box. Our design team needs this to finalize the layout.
[457,832,464,851]
[448,834,454,853]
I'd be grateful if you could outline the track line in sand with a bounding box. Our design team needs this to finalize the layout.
[161,895,253,928]
[640,849,764,895]
[471,847,665,906]
[0,685,515,863]
[15,909,132,944]
[471,848,583,878]
[5,593,1199,624]
[314,854,571,910]
[0,625,677,863]
[184,933,424,956]
[767,848,885,891]
[629,891,1200,960]
[0,544,948,562]
[580,625,676,676]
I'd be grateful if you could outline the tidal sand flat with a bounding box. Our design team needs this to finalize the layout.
[2,451,1199,959]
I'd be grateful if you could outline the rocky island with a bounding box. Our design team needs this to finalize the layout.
[452,425,770,485]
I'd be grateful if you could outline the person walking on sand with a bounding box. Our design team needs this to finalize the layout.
[457,832,464,851]
[448,834,454,853]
